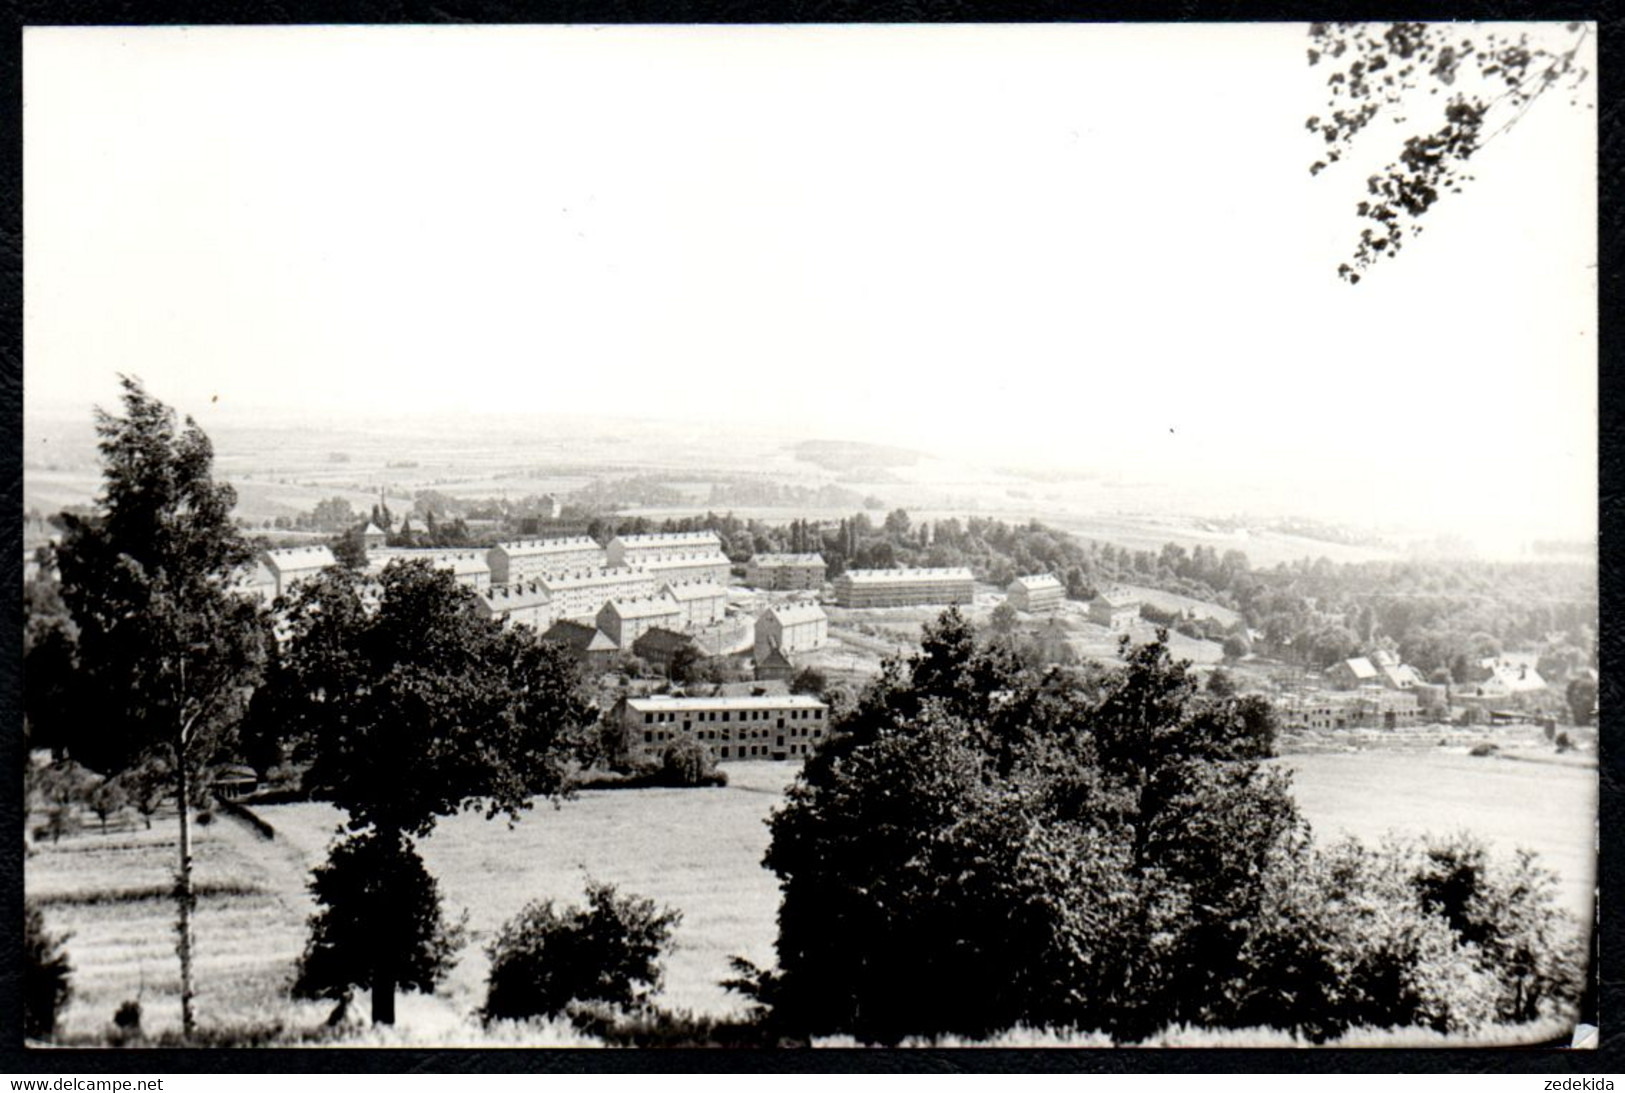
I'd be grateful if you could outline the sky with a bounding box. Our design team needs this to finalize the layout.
[23,24,1597,545]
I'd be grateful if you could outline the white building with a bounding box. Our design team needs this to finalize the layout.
[1007,573,1065,614]
[539,566,657,622]
[660,580,729,630]
[488,537,609,585]
[614,693,830,762]
[263,546,337,598]
[755,602,829,659]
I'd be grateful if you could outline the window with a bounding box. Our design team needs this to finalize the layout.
[644,713,653,724]
[644,732,652,743]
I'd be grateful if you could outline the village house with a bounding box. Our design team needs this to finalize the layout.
[659,580,728,630]
[1087,588,1141,631]
[597,595,683,649]
[487,536,609,585]
[612,693,830,761]
[1007,573,1065,614]
[1326,657,1381,690]
[539,618,619,673]
[745,553,827,591]
[475,580,554,630]
[754,643,797,683]
[755,602,829,659]
[833,567,975,608]
[632,627,701,675]
[263,546,337,598]
[360,521,387,550]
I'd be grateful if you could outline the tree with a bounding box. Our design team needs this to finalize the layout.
[24,904,73,1042]
[762,617,1302,1043]
[50,377,270,1040]
[1565,677,1596,727]
[1307,22,1592,283]
[1221,634,1251,662]
[330,526,368,571]
[481,882,682,1024]
[788,667,827,697]
[268,560,595,1023]
[293,830,466,1013]
[311,496,356,533]
[989,602,1019,634]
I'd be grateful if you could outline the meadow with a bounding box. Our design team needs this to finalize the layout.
[26,748,1594,1045]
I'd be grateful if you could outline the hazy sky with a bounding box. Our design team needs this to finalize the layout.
[24,24,1597,541]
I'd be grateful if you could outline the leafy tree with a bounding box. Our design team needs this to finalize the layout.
[1222,634,1251,662]
[311,496,356,533]
[482,882,682,1024]
[50,377,270,1039]
[88,776,128,833]
[330,526,368,571]
[762,616,1301,1043]
[1307,22,1592,282]
[24,904,73,1042]
[1565,677,1597,727]
[293,830,466,1011]
[989,602,1019,634]
[268,560,595,1022]
[788,667,827,697]
[668,643,704,685]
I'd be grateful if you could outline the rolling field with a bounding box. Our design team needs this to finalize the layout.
[27,749,1595,1043]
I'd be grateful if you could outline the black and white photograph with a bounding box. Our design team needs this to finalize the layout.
[18,21,1600,1054]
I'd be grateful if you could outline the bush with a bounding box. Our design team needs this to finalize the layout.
[24,904,72,1041]
[482,882,681,1023]
[656,738,725,787]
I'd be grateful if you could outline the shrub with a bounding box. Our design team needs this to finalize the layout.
[294,831,466,1004]
[24,904,72,1041]
[656,738,725,787]
[482,882,681,1024]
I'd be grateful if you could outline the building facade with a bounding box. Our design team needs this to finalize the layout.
[475,580,555,630]
[745,553,827,590]
[488,537,609,585]
[632,552,732,587]
[1007,573,1065,614]
[833,567,975,608]
[660,581,728,630]
[607,531,725,567]
[539,566,657,622]
[755,602,829,659]
[614,694,830,761]
[263,546,337,598]
[1087,589,1141,630]
[368,548,492,589]
[597,595,683,648]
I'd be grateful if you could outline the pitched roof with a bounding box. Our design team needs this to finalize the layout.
[1340,657,1379,680]
[1091,588,1140,608]
[750,553,826,567]
[760,602,828,626]
[611,531,723,550]
[361,522,385,537]
[478,581,552,610]
[493,536,604,557]
[660,581,727,601]
[601,596,682,621]
[1010,573,1063,593]
[264,546,337,573]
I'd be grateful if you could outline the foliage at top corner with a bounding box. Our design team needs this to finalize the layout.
[1306,21,1590,284]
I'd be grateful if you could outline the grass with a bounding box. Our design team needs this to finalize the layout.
[27,750,1594,1046]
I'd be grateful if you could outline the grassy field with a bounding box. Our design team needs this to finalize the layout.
[27,748,1594,1045]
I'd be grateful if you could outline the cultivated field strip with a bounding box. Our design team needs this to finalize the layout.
[27,809,312,1041]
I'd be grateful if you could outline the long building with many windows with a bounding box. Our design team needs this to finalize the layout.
[745,553,827,590]
[488,537,609,585]
[833,567,975,608]
[538,566,657,622]
[612,694,830,762]
[607,531,724,567]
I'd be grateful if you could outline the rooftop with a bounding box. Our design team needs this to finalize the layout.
[626,694,827,712]
[751,553,826,566]
[839,567,974,582]
[603,596,683,620]
[1011,573,1063,591]
[762,602,828,625]
[494,536,603,556]
[661,581,728,601]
